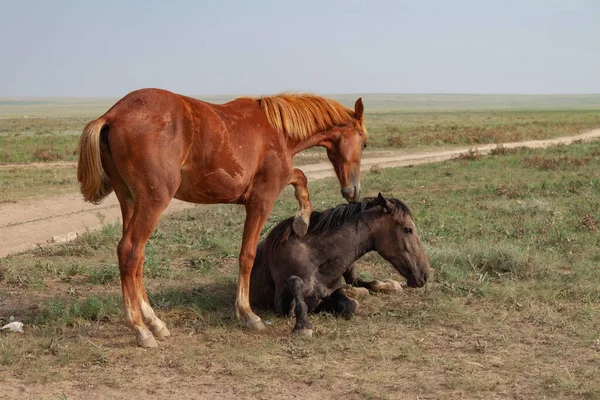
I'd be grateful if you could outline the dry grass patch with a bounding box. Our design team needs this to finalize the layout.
[1,139,600,399]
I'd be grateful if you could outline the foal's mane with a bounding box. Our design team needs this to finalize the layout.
[256,93,360,141]
[264,197,412,251]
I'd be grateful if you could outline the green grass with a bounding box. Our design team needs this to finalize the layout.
[2,95,600,167]
[0,115,87,163]
[33,295,122,327]
[0,134,79,164]
[2,107,599,203]
[366,109,600,149]
[1,140,599,398]
[0,166,77,202]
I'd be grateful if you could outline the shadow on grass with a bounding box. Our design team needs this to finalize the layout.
[149,281,237,314]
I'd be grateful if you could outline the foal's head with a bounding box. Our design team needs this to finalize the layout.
[371,194,430,288]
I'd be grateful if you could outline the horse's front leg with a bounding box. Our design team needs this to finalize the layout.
[235,197,277,330]
[286,276,314,338]
[289,168,313,237]
[343,264,402,295]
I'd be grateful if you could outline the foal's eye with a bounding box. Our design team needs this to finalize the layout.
[362,142,367,150]
[403,227,413,234]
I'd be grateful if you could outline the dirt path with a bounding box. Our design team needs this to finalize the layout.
[1,129,599,257]
[0,160,76,170]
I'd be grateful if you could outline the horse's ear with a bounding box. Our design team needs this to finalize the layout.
[354,98,364,120]
[377,192,394,213]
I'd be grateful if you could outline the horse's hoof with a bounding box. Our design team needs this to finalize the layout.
[292,214,309,237]
[347,287,369,298]
[137,335,158,348]
[246,318,266,331]
[293,328,313,338]
[384,280,403,293]
[153,326,171,339]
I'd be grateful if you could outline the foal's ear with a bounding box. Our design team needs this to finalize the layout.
[377,192,395,213]
[354,98,364,120]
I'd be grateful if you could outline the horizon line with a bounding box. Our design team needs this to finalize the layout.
[2,92,600,100]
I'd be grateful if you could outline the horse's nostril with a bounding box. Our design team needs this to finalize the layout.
[341,186,354,201]
[423,272,429,282]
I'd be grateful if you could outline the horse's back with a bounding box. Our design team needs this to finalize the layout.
[101,88,194,144]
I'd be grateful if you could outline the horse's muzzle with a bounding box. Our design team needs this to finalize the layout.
[341,184,360,202]
[407,270,428,288]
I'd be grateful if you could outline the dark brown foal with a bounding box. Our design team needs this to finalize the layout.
[250,194,430,337]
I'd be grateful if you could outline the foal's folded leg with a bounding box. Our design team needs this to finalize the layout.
[343,264,402,294]
[362,279,403,293]
[289,169,313,237]
[286,276,314,338]
[314,288,359,319]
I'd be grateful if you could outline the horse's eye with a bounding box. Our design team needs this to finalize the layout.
[403,227,413,234]
[362,142,367,150]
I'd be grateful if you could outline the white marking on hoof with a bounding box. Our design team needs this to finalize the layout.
[384,279,403,293]
[347,287,370,297]
[140,300,168,336]
[243,312,265,330]
[247,318,266,331]
[137,333,158,348]
[292,328,313,338]
[153,326,171,339]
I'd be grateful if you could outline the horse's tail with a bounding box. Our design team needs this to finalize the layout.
[77,118,113,204]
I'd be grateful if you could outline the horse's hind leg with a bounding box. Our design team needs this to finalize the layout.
[315,288,358,319]
[117,197,172,348]
[105,154,173,347]
[286,276,313,338]
[289,169,312,237]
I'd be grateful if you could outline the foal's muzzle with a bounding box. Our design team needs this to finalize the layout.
[407,272,428,288]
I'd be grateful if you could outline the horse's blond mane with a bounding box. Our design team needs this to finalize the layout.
[255,93,360,141]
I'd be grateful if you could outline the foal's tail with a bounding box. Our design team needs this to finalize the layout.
[77,118,113,204]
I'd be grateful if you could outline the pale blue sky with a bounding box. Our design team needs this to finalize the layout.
[1,0,599,97]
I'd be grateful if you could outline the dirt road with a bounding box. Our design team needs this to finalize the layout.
[1,129,599,257]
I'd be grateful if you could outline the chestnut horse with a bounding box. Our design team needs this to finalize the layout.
[77,88,367,347]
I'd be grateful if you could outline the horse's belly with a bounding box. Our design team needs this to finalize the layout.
[174,167,250,204]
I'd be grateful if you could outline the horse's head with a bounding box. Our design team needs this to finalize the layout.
[321,98,367,202]
[371,194,430,288]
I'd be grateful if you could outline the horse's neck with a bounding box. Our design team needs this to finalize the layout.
[290,129,332,155]
[334,217,374,262]
[312,220,372,282]
[354,217,376,257]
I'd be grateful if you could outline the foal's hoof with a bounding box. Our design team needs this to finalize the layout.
[292,214,309,237]
[346,287,370,298]
[383,280,403,293]
[137,335,158,348]
[153,326,171,339]
[372,280,402,293]
[293,328,313,339]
